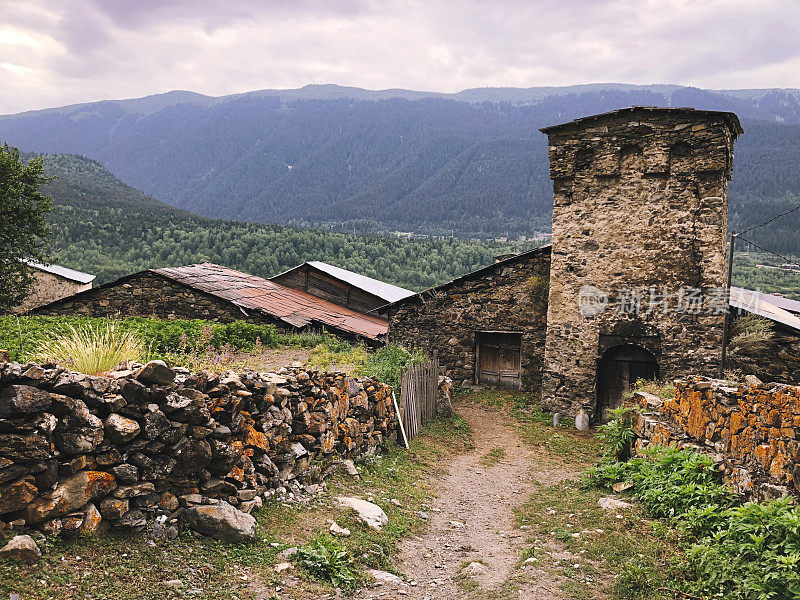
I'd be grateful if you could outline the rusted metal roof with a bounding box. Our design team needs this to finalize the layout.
[540,106,743,136]
[154,263,388,342]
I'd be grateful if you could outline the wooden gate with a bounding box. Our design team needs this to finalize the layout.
[397,354,439,444]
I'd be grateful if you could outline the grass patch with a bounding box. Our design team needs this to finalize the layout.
[481,447,506,466]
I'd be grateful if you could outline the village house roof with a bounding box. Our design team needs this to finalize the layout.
[153,263,388,342]
[376,245,552,314]
[271,261,415,303]
[539,106,744,136]
[23,259,95,285]
[730,287,800,333]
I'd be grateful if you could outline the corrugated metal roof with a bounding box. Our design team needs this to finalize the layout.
[730,286,800,333]
[23,259,95,284]
[284,261,416,303]
[154,263,387,342]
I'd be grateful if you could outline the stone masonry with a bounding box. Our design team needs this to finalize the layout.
[384,247,551,390]
[540,107,742,419]
[0,356,395,542]
[628,376,800,500]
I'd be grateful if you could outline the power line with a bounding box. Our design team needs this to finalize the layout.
[738,201,800,236]
[737,235,800,266]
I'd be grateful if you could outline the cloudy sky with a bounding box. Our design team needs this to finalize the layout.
[1,0,799,114]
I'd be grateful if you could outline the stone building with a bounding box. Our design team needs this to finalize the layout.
[540,107,741,419]
[384,106,745,421]
[380,246,551,390]
[12,260,95,314]
[33,263,388,345]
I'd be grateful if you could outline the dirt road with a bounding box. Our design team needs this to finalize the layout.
[356,401,582,600]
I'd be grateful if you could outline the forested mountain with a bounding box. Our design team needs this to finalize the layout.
[4,84,800,252]
[37,154,531,288]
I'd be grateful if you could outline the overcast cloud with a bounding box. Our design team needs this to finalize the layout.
[1,0,799,114]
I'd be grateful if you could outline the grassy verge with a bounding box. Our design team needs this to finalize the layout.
[0,414,473,599]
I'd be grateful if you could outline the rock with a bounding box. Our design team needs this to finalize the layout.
[274,562,292,573]
[53,399,104,454]
[462,562,487,576]
[136,361,175,386]
[142,410,171,439]
[598,496,632,511]
[115,509,147,529]
[335,497,388,531]
[0,385,52,417]
[390,498,402,507]
[611,481,633,493]
[329,521,351,537]
[275,546,297,561]
[25,471,117,524]
[0,349,9,362]
[100,497,129,520]
[575,409,590,431]
[163,580,183,589]
[112,482,156,498]
[0,476,38,515]
[183,500,256,542]
[105,414,141,443]
[368,569,403,585]
[744,374,763,388]
[111,464,139,484]
[341,459,359,477]
[79,503,103,536]
[0,535,41,564]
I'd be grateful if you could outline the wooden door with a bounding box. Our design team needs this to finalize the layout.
[597,345,658,423]
[479,332,522,388]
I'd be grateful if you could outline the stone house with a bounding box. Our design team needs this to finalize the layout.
[32,263,388,345]
[270,261,415,313]
[12,260,95,314]
[383,106,748,421]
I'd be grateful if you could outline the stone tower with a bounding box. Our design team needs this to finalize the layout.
[539,107,742,421]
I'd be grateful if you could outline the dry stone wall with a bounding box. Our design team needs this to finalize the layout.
[0,356,395,543]
[629,376,800,500]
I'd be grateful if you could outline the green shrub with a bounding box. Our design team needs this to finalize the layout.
[686,497,800,600]
[293,534,361,591]
[599,406,636,461]
[612,556,661,600]
[357,344,426,391]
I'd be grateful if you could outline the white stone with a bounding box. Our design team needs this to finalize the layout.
[598,496,633,511]
[329,521,351,537]
[368,569,403,585]
[0,535,41,564]
[461,562,487,576]
[335,497,388,531]
[575,409,590,431]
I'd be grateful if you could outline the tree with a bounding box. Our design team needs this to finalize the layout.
[0,144,52,313]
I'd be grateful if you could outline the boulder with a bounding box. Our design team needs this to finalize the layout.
[0,385,52,417]
[105,414,141,443]
[335,497,388,531]
[575,409,590,431]
[183,500,256,542]
[0,534,41,564]
[79,503,103,536]
[368,569,403,585]
[0,476,38,515]
[136,361,176,386]
[25,470,117,524]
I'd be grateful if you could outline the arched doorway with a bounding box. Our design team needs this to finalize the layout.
[597,345,658,422]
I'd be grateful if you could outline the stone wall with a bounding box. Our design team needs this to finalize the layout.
[0,356,395,542]
[32,272,278,326]
[385,248,551,390]
[541,108,741,419]
[14,271,92,314]
[629,376,800,500]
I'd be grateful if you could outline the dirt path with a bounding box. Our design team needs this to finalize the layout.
[356,402,582,600]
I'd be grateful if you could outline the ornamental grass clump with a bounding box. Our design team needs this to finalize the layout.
[33,320,146,375]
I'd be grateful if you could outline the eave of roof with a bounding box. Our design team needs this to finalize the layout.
[376,244,552,314]
[22,259,95,284]
[539,106,743,136]
[730,286,800,333]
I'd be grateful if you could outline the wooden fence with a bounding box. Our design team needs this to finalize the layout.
[396,354,439,445]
